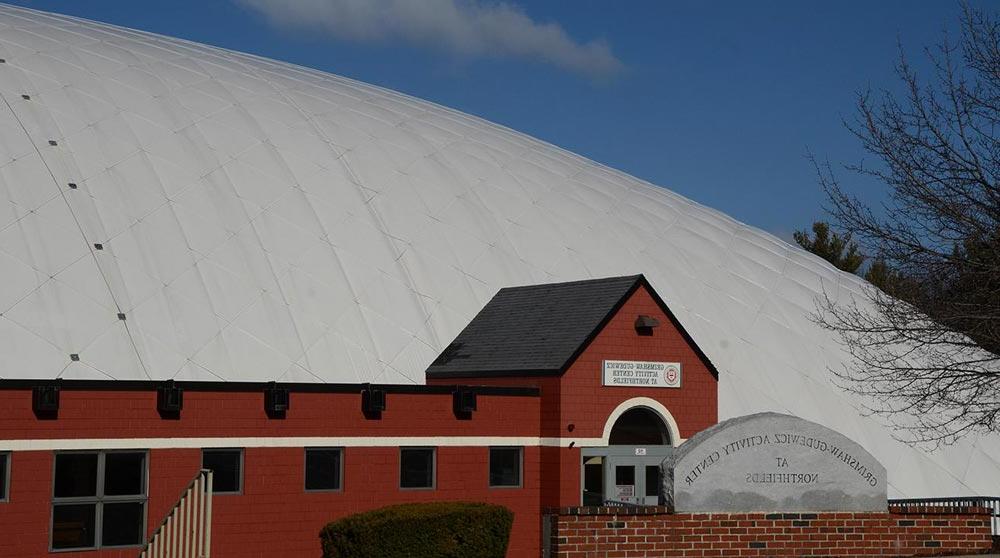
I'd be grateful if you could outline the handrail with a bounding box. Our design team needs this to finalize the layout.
[138,469,213,558]
[601,495,1000,533]
[889,496,1000,534]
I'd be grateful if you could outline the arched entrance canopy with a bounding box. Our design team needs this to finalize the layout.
[610,407,669,445]
[582,398,681,506]
[599,397,682,446]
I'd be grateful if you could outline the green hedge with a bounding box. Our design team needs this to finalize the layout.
[320,501,514,558]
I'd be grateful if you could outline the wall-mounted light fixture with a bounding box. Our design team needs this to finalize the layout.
[264,382,290,417]
[634,315,660,336]
[362,384,386,418]
[157,380,183,416]
[33,385,60,415]
[453,386,477,418]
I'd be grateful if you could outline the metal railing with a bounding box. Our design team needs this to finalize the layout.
[600,495,1000,532]
[602,499,636,507]
[139,469,213,558]
[889,496,1000,534]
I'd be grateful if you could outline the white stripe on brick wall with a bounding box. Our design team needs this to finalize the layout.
[0,436,610,451]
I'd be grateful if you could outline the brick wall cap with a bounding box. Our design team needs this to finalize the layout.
[545,505,672,516]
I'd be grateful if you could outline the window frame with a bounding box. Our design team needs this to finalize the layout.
[398,447,436,490]
[303,447,344,493]
[0,451,9,503]
[488,446,523,489]
[49,449,149,552]
[201,448,244,495]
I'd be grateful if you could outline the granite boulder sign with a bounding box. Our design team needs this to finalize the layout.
[663,412,886,512]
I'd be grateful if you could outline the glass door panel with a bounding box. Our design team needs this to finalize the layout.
[644,465,661,505]
[582,455,604,506]
[612,464,637,504]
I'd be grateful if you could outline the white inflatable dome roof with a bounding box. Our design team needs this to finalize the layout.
[0,4,996,498]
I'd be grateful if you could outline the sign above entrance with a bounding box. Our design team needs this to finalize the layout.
[602,360,681,388]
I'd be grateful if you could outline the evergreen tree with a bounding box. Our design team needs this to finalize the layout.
[793,221,865,273]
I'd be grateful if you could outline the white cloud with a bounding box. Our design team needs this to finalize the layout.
[236,0,624,79]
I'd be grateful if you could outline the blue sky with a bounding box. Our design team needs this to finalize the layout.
[5,1,990,240]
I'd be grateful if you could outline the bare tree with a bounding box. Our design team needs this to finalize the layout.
[817,4,1000,446]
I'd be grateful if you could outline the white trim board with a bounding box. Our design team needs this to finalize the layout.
[0,436,613,451]
[0,435,687,451]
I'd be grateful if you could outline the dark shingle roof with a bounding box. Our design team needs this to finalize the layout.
[425,275,645,378]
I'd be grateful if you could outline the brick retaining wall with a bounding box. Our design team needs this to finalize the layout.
[546,505,993,557]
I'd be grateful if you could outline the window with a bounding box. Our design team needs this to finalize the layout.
[51,451,147,551]
[305,448,342,491]
[399,448,435,489]
[615,465,635,495]
[489,447,522,488]
[0,452,9,502]
[202,449,243,494]
[645,465,660,497]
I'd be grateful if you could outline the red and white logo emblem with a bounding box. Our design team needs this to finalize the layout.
[664,364,679,385]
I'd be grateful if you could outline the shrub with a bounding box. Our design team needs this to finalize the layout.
[320,501,513,558]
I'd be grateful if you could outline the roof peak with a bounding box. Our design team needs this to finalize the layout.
[498,274,645,292]
[426,275,648,379]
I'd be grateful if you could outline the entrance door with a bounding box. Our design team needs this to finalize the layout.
[607,451,667,505]
[609,459,637,504]
[581,446,671,506]
[581,405,674,505]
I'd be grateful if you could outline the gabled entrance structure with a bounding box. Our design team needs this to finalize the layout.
[0,274,717,557]
[426,274,719,508]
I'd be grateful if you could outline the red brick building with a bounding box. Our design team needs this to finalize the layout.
[0,275,719,557]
